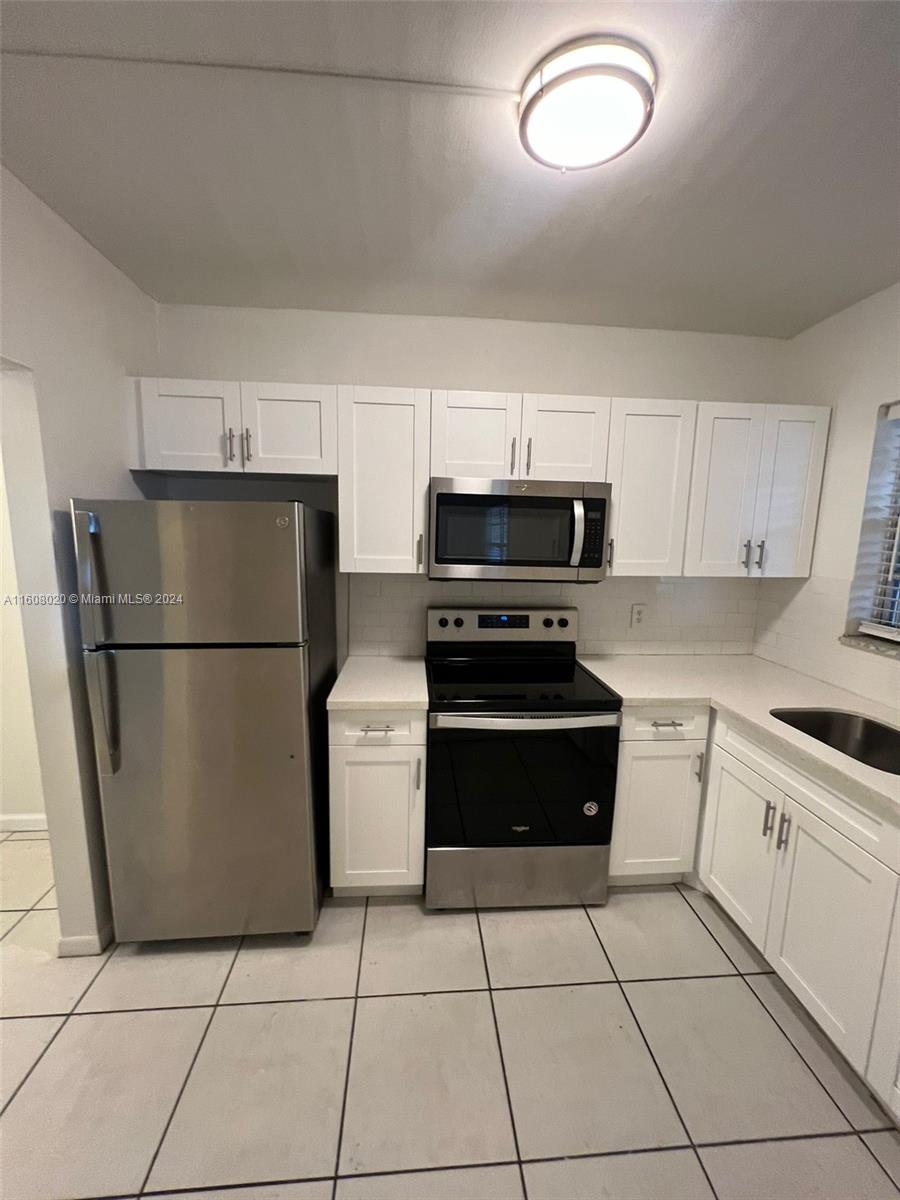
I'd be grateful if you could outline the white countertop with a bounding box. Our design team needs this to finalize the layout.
[327,656,428,711]
[579,655,899,818]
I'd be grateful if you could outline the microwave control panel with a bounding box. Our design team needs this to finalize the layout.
[426,608,578,642]
[580,500,608,568]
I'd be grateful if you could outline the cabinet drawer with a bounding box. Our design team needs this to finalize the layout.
[329,709,427,746]
[621,705,709,742]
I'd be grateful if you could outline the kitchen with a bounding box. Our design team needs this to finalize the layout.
[1,3,899,1199]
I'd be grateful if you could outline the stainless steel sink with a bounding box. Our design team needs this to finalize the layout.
[770,708,900,776]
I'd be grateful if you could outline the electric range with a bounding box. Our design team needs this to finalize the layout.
[424,607,622,909]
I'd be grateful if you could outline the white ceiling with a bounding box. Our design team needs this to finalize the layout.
[2,1,899,337]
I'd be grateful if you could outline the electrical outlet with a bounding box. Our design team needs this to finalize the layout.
[630,603,647,628]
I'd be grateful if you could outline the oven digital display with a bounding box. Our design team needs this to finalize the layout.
[478,614,529,628]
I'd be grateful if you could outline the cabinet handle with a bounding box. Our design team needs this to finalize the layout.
[227,427,236,463]
[607,538,615,569]
[695,751,705,782]
[741,539,752,570]
[755,539,766,570]
[651,719,685,729]
[776,810,791,850]
[510,436,517,475]
[526,437,533,476]
[244,427,253,462]
[416,533,424,567]
[762,799,776,837]
[361,725,394,737]
[415,757,422,790]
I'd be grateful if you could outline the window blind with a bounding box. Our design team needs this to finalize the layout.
[857,404,900,642]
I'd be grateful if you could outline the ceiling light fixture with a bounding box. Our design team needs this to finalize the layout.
[519,37,656,171]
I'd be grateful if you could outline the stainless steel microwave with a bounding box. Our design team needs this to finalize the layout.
[429,478,611,582]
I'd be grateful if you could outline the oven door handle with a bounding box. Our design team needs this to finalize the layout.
[429,712,621,731]
[569,499,585,567]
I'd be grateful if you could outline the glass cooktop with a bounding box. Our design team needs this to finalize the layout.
[427,657,621,713]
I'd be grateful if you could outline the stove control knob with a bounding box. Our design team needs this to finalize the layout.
[543,617,554,628]
[453,617,465,628]
[438,617,449,628]
[558,617,569,628]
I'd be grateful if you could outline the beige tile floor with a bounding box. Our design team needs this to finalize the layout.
[1,835,897,1200]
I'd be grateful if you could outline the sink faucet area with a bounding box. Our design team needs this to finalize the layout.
[770,708,900,776]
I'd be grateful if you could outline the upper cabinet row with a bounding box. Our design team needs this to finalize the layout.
[128,380,830,579]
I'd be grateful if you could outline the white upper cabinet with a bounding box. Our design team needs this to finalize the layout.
[430,390,522,478]
[135,378,242,472]
[750,405,830,577]
[338,385,430,573]
[684,403,765,576]
[130,378,338,475]
[520,394,610,481]
[765,797,898,1071]
[240,383,337,474]
[607,398,697,576]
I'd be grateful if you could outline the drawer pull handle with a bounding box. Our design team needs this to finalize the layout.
[776,811,792,850]
[651,720,685,729]
[762,800,776,837]
[361,725,395,736]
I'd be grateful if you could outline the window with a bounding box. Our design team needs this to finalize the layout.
[848,402,900,645]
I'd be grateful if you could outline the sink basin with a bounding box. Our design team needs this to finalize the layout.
[770,708,900,776]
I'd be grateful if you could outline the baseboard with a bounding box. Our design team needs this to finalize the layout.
[332,884,423,897]
[1,813,48,833]
[57,923,113,958]
[609,871,685,887]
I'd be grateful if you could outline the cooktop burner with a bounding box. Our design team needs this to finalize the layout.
[426,607,621,714]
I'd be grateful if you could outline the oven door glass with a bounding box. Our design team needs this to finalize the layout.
[433,493,575,567]
[427,722,619,849]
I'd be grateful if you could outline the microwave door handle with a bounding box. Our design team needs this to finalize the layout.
[570,499,585,567]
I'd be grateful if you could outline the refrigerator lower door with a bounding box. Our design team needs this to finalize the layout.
[91,645,319,941]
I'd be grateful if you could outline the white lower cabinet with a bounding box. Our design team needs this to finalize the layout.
[329,729,425,893]
[699,745,782,945]
[699,737,900,1081]
[611,740,705,877]
[868,888,900,1120]
[765,797,898,1071]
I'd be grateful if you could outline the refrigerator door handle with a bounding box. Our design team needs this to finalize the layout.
[73,509,102,650]
[85,650,121,775]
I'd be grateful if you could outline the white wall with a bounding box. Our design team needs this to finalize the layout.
[157,304,787,402]
[1,451,45,828]
[754,284,900,703]
[1,170,159,951]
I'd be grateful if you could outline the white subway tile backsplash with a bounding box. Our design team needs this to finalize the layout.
[347,575,759,658]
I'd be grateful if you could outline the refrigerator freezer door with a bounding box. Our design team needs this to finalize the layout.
[92,646,318,940]
[71,500,306,646]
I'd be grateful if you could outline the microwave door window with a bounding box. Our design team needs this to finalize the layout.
[436,497,573,566]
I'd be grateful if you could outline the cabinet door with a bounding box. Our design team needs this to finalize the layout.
[607,398,697,575]
[338,386,430,573]
[430,390,523,478]
[698,746,782,948]
[867,888,900,1121]
[684,403,765,576]
[520,394,610,481]
[329,745,425,890]
[750,405,830,577]
[765,797,898,1071]
[139,378,242,472]
[240,383,337,474]
[611,740,705,876]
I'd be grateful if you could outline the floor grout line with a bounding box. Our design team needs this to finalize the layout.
[330,896,369,1200]
[856,1130,900,1194]
[582,899,721,1200]
[474,904,529,1200]
[136,934,244,1197]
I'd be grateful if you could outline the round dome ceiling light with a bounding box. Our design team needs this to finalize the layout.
[519,37,657,171]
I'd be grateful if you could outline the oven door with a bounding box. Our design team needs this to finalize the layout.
[427,712,620,848]
[429,477,584,581]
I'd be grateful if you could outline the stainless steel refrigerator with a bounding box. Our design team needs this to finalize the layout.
[70,499,336,942]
